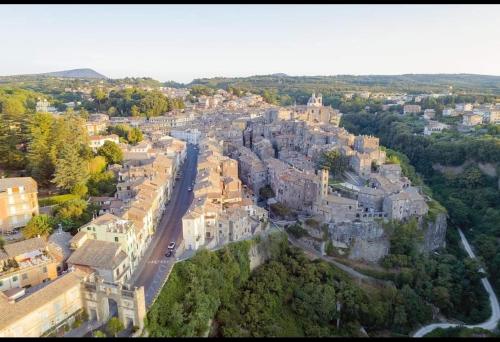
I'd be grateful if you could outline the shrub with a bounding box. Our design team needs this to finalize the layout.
[305,218,319,228]
[71,319,82,329]
[270,203,291,218]
[259,185,275,200]
[71,183,88,198]
[286,223,309,239]
[93,330,107,337]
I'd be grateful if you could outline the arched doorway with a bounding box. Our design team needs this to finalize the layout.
[108,298,119,318]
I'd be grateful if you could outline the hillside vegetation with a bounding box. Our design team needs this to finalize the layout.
[341,111,500,299]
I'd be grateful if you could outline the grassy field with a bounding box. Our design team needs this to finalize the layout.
[38,193,79,206]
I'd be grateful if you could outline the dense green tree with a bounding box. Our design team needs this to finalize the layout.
[89,156,108,175]
[27,113,54,184]
[97,141,123,165]
[258,185,275,200]
[127,127,143,145]
[22,214,54,238]
[91,87,107,112]
[107,317,124,337]
[71,182,88,198]
[52,143,89,191]
[87,171,117,196]
[318,149,349,178]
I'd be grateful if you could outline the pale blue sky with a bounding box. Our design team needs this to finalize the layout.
[1,5,499,83]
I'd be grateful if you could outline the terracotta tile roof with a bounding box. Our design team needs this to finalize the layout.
[0,268,88,330]
[67,240,126,270]
[3,237,46,258]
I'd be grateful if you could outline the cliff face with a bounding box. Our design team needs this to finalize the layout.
[248,238,273,271]
[420,212,447,252]
[349,237,390,263]
[329,211,447,263]
[329,220,390,263]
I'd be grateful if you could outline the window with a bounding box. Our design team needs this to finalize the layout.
[13,276,18,282]
[22,273,28,280]
[43,266,47,273]
[115,237,119,242]
[0,280,3,287]
[87,227,91,231]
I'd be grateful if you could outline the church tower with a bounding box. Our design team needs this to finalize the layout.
[307,92,322,107]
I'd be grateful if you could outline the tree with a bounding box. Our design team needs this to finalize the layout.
[259,185,275,200]
[79,108,89,120]
[52,143,89,191]
[89,156,108,175]
[27,112,54,184]
[54,199,94,232]
[97,141,123,165]
[71,183,88,198]
[139,91,169,118]
[22,215,54,239]
[1,97,25,117]
[87,171,117,196]
[91,88,107,112]
[0,102,29,170]
[318,149,349,178]
[127,127,143,145]
[93,330,106,337]
[107,106,118,116]
[130,105,140,117]
[107,317,124,337]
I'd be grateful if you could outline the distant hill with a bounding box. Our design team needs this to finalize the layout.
[189,73,500,95]
[40,68,107,79]
[1,68,107,80]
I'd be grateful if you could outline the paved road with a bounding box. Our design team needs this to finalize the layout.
[131,144,198,305]
[412,228,500,337]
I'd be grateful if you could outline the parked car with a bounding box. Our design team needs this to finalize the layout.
[168,241,176,249]
[165,250,172,257]
[188,187,192,191]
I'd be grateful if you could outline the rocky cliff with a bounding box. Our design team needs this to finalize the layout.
[329,209,447,263]
[329,220,390,263]
[420,212,448,253]
[248,236,274,271]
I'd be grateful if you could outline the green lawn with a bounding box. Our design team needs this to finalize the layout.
[38,194,79,207]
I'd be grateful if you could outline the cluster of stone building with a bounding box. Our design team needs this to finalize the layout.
[181,138,268,251]
[237,100,428,223]
[402,101,500,135]
[193,89,268,112]
[181,93,432,261]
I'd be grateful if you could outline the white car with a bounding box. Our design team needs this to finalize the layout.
[168,241,176,250]
[188,187,192,191]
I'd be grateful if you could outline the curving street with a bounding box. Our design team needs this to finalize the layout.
[412,228,500,337]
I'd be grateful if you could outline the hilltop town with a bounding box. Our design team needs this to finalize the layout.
[0,71,498,338]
